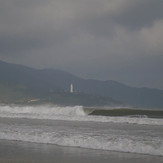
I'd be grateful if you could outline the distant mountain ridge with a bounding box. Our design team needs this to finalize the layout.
[0,60,163,108]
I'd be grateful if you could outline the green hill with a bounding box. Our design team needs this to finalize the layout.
[0,60,163,108]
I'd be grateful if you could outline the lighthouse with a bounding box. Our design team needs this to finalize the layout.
[70,83,74,93]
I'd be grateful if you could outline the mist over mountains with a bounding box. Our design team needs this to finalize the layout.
[0,60,163,108]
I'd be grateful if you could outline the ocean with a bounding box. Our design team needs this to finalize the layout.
[0,105,163,162]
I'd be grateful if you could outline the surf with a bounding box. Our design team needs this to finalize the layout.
[0,105,163,125]
[0,118,163,157]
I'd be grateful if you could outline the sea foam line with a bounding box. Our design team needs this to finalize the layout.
[0,124,163,157]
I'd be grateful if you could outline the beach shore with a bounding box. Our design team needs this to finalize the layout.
[0,139,163,163]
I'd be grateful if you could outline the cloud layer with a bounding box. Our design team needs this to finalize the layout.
[0,0,163,89]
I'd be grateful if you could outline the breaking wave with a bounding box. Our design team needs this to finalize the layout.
[0,105,163,125]
[0,105,163,156]
[0,122,163,156]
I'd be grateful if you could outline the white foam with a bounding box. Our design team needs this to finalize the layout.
[0,123,163,156]
[0,105,86,116]
[0,105,163,125]
[0,105,163,156]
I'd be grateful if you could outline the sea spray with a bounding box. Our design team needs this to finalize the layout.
[0,105,163,156]
[0,105,163,125]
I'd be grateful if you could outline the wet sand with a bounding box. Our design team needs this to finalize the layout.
[0,139,163,163]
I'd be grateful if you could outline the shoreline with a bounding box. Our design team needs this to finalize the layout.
[0,140,163,163]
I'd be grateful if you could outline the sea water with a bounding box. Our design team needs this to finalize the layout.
[0,105,163,157]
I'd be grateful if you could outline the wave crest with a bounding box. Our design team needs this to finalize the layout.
[0,105,163,126]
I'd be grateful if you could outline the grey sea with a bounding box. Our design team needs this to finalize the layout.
[0,105,163,163]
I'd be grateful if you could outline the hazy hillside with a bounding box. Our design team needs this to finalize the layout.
[0,60,163,108]
[0,60,119,106]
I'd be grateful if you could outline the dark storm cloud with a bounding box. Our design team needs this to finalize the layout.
[73,0,163,36]
[112,0,163,30]
[0,0,163,89]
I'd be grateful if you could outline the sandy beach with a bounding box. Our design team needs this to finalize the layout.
[0,139,163,163]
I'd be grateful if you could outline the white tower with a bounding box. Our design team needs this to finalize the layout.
[70,83,74,93]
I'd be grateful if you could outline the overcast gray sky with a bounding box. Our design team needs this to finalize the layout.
[0,0,163,89]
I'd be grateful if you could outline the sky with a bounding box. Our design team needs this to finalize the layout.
[0,0,163,89]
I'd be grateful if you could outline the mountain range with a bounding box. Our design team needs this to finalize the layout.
[0,60,163,108]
